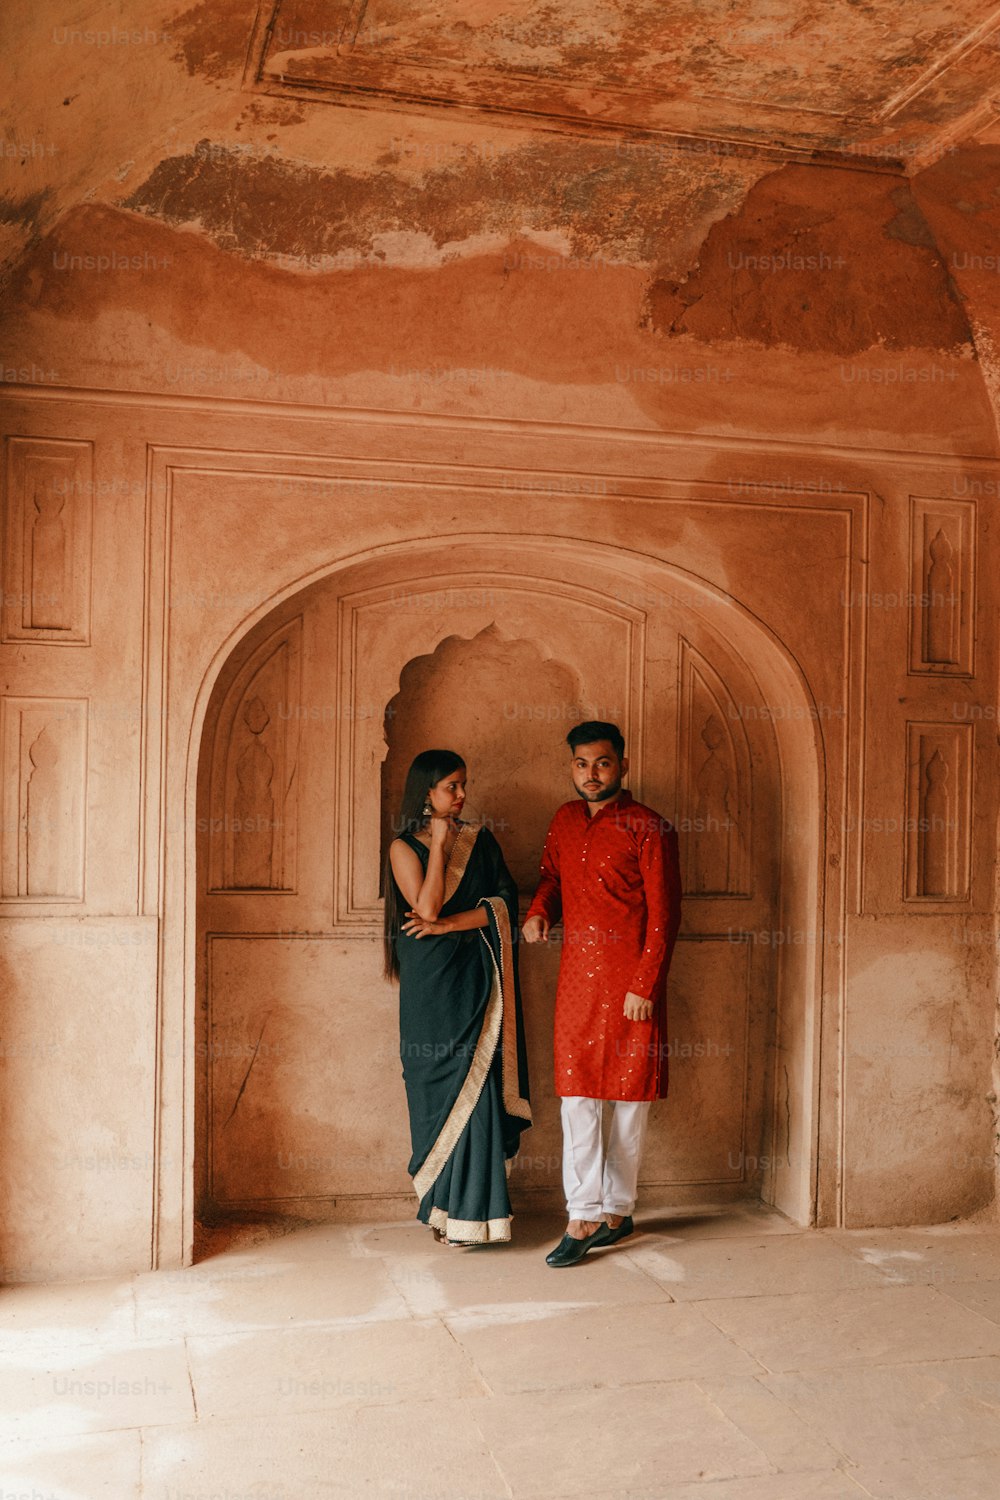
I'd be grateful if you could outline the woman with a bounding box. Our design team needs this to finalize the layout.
[384,750,531,1244]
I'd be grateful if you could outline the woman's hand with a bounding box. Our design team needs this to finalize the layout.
[428,815,451,847]
[402,910,453,939]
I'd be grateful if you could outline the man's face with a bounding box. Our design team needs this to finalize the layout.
[570,740,628,804]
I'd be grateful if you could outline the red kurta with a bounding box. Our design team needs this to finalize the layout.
[526,791,682,1101]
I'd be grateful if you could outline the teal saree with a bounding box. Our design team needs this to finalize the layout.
[394,824,532,1243]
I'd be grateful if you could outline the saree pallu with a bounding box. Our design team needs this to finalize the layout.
[395,824,532,1243]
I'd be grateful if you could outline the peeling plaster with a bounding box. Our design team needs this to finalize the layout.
[645,165,975,355]
[170,0,251,82]
[121,138,764,271]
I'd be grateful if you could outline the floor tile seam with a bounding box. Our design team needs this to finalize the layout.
[677,1289,1000,1332]
[608,1247,680,1298]
[440,1297,681,1330]
[932,1279,1000,1310]
[887,1281,1000,1343]
[753,1349,1000,1378]
[3,1412,200,1439]
[0,1277,136,1292]
[182,1334,199,1424]
[853,1438,1000,1473]
[660,1277,982,1307]
[381,1256,440,1315]
[621,1230,809,1250]
[519,1477,870,1500]
[878,1351,1000,1370]
[136,1267,371,1286]
[435,1311,497,1399]
[846,1275,1000,1290]
[923,1280,1000,1309]
[120,1374,810,1430]
[840,1470,877,1497]
[0,1335,160,1359]
[727,1369,860,1467]
[686,1376,829,1482]
[846,1445,1000,1480]
[141,1388,509,1427]
[4,1396,459,1445]
[639,1279,901,1302]
[428,1369,769,1396]
[138,1311,420,1337]
[463,1399,516,1500]
[129,1275,140,1341]
[0,1334,197,1364]
[180,1311,444,1348]
[828,1228,1000,1239]
[519,1481,838,1500]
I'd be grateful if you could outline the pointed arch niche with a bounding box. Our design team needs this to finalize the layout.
[380,624,587,894]
[334,571,646,924]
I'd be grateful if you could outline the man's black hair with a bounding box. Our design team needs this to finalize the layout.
[566,720,625,759]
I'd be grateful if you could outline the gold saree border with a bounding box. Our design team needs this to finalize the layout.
[480,896,532,1122]
[428,1206,512,1244]
[442,822,478,905]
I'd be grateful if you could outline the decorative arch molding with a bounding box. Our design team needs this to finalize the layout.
[206,615,302,893]
[164,534,832,1269]
[677,636,753,898]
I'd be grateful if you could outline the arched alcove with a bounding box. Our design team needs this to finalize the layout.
[175,536,825,1261]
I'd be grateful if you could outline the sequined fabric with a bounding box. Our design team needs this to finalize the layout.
[525,791,682,1101]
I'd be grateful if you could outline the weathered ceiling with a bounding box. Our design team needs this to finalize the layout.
[251,0,1000,168]
[5,1,1000,452]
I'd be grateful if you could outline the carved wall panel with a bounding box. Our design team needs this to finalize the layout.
[206,932,411,1207]
[0,697,87,900]
[908,496,975,676]
[206,617,302,892]
[904,722,973,902]
[677,638,751,897]
[2,437,92,644]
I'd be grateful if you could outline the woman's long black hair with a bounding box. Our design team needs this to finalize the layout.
[382,749,466,982]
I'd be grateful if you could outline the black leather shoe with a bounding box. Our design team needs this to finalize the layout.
[545,1222,612,1267]
[601,1215,634,1246]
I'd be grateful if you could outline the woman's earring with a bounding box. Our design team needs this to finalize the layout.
[422,801,432,818]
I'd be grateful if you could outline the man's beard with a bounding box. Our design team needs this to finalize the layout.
[575,777,621,803]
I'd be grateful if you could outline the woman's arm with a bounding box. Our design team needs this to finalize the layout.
[401,906,489,938]
[388,829,448,919]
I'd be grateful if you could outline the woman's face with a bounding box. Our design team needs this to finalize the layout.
[427,765,467,819]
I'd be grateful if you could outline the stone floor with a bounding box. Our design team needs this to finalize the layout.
[4,1202,1000,1498]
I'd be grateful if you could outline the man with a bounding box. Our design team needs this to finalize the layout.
[523,721,682,1267]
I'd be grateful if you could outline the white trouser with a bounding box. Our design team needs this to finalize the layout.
[560,1095,652,1220]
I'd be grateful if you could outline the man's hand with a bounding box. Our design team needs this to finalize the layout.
[624,991,653,1021]
[521,915,550,943]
